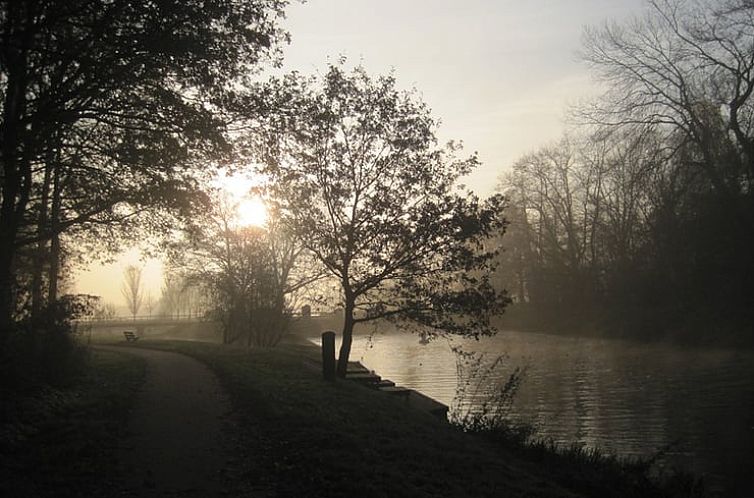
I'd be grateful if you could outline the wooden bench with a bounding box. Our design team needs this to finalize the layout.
[123,330,139,342]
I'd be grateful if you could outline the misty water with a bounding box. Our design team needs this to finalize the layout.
[317,327,754,497]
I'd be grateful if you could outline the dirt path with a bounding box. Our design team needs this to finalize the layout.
[96,346,232,497]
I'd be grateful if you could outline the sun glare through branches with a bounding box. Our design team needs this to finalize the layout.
[236,197,268,227]
[214,171,268,228]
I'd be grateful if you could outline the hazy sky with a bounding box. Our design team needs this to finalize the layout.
[276,0,646,194]
[75,0,647,306]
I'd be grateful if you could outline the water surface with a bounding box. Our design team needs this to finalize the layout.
[322,328,754,497]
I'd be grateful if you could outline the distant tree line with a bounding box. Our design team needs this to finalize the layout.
[496,0,754,343]
[158,273,207,320]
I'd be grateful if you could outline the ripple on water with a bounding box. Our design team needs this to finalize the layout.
[312,329,754,497]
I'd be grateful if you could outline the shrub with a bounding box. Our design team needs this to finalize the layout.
[1,295,94,395]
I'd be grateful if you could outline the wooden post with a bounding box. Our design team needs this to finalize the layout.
[322,331,336,381]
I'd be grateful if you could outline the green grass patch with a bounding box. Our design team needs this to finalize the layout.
[124,338,708,498]
[0,348,146,498]
[125,339,583,498]
[460,423,706,498]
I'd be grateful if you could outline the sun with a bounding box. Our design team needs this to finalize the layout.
[213,170,269,228]
[237,197,268,227]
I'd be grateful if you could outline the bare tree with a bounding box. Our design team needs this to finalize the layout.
[121,265,144,321]
[501,138,597,306]
[144,292,154,318]
[160,274,183,319]
[580,0,754,227]
[498,127,667,308]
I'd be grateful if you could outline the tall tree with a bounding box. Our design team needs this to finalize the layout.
[0,0,288,334]
[574,0,754,337]
[253,65,509,376]
[160,273,185,319]
[120,265,143,321]
[580,0,754,228]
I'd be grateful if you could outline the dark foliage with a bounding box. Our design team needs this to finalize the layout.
[0,294,94,395]
[251,63,510,374]
[0,0,289,332]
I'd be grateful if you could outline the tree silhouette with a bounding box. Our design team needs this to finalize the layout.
[171,195,319,346]
[580,0,754,229]
[0,0,288,334]
[121,265,143,321]
[254,64,509,376]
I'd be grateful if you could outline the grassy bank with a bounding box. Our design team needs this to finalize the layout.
[119,338,702,498]
[459,420,705,498]
[0,349,146,497]
[126,339,581,498]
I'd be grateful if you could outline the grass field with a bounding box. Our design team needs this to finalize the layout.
[0,348,145,498]
[128,338,706,498]
[2,333,705,497]
[124,339,586,498]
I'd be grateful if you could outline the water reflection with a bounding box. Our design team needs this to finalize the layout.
[321,329,754,497]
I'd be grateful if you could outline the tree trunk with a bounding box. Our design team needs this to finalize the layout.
[0,9,29,333]
[47,155,63,303]
[0,240,16,334]
[336,299,355,378]
[517,262,526,303]
[31,155,53,322]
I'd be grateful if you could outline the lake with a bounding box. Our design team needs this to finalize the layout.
[313,327,754,497]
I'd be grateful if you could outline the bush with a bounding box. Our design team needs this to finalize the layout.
[1,295,94,395]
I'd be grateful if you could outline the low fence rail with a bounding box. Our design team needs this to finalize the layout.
[75,310,335,329]
[74,315,206,329]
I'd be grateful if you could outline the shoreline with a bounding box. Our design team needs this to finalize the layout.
[112,336,708,497]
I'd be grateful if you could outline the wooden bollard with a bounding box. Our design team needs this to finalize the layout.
[322,331,336,381]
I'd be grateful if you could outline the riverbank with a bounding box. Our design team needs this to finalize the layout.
[3,334,708,497]
[496,303,754,348]
[123,337,706,498]
[124,338,582,497]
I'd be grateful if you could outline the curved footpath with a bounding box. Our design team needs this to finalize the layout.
[95,346,232,497]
